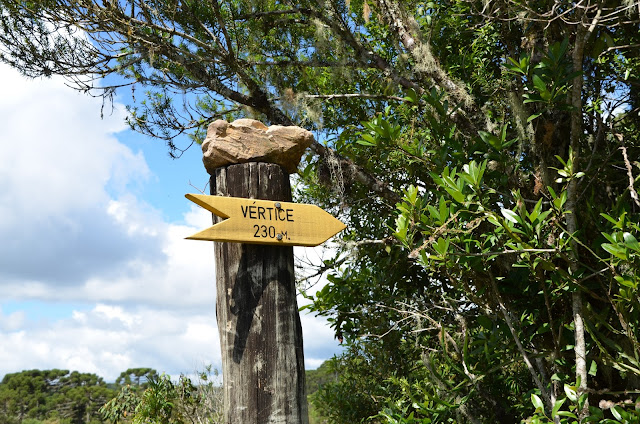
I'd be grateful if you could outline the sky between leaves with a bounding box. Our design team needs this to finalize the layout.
[0,63,342,381]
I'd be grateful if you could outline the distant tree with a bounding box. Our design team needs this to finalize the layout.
[0,369,115,424]
[114,368,158,388]
[305,361,338,396]
[57,371,114,424]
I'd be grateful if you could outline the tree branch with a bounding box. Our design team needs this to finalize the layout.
[488,271,552,411]
[276,93,408,103]
[619,141,640,208]
[374,0,481,134]
[310,141,402,205]
[566,4,602,416]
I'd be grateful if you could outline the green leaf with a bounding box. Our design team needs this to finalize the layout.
[433,237,449,256]
[602,243,627,261]
[531,393,544,411]
[600,212,624,228]
[527,112,542,123]
[532,74,549,95]
[588,360,598,376]
[439,196,448,222]
[623,232,640,252]
[523,94,544,104]
[427,205,440,221]
[356,133,377,146]
[610,405,624,421]
[505,56,528,74]
[554,190,567,210]
[407,185,418,205]
[403,88,419,104]
[554,155,568,168]
[445,187,465,204]
[588,405,604,420]
[528,199,543,222]
[556,411,578,419]
[537,210,552,225]
[614,276,637,289]
[552,397,566,417]
[563,384,577,402]
[478,131,502,151]
[501,209,520,224]
[395,215,409,242]
[356,139,376,146]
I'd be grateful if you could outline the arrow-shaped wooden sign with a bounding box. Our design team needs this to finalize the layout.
[185,194,346,247]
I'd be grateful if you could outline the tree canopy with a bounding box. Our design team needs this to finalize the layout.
[1,0,639,422]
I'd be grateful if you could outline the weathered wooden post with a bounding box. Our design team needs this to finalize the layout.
[212,162,306,423]
[185,119,345,423]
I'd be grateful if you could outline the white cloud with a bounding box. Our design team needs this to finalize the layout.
[0,304,219,381]
[0,66,156,288]
[295,245,345,367]
[0,199,215,308]
[0,307,25,332]
[300,309,343,368]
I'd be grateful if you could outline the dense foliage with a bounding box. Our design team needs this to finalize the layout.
[1,0,639,422]
[100,366,223,424]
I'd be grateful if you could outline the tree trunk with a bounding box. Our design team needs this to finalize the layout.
[211,162,309,424]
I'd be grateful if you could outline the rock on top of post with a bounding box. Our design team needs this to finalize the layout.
[201,119,314,175]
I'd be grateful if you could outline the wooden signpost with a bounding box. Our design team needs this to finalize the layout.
[185,194,346,246]
[187,161,345,424]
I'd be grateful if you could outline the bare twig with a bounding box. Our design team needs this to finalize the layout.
[188,180,210,195]
[619,140,640,208]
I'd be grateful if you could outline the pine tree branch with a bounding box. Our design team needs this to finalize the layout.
[289,3,423,94]
[374,0,481,134]
[275,93,408,102]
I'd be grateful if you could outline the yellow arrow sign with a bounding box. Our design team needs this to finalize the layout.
[185,194,346,247]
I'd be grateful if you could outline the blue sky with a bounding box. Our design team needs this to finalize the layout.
[0,62,342,382]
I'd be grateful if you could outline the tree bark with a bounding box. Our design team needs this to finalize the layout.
[211,162,308,424]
